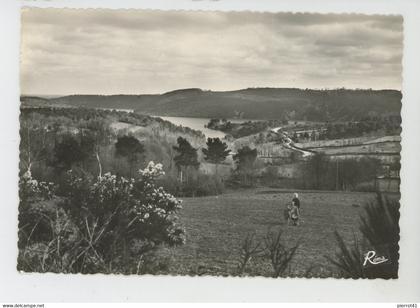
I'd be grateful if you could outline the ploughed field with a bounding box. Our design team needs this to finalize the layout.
[160,189,382,277]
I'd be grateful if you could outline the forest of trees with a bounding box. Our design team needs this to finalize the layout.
[319,115,401,141]
[206,119,271,138]
[31,87,402,121]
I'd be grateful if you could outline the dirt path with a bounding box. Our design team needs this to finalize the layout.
[271,127,314,157]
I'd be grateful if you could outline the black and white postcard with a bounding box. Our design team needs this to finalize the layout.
[1,0,420,304]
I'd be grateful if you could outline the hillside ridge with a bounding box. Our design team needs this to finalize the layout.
[21,87,402,121]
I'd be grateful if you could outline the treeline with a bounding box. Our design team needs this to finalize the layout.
[232,153,382,192]
[206,119,272,138]
[207,114,400,142]
[300,154,381,191]
[319,115,401,140]
[43,88,402,121]
[21,106,204,139]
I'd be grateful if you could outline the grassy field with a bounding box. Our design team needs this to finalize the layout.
[158,188,383,277]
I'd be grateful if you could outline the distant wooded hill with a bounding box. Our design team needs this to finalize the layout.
[21,88,402,121]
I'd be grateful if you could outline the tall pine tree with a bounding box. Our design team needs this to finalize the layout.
[173,137,199,182]
[202,137,230,175]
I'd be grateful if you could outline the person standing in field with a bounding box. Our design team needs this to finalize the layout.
[292,192,300,210]
[289,192,301,226]
[289,201,300,226]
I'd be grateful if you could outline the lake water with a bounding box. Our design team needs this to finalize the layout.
[159,116,253,139]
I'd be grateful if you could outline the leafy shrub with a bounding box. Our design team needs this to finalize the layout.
[115,135,145,162]
[18,169,77,272]
[52,133,91,171]
[19,169,55,202]
[18,161,185,274]
[18,169,58,250]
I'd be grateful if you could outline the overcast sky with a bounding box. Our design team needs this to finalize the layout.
[21,9,403,95]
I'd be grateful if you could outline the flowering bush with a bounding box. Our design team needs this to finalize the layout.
[19,169,55,202]
[18,169,59,251]
[18,161,185,274]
